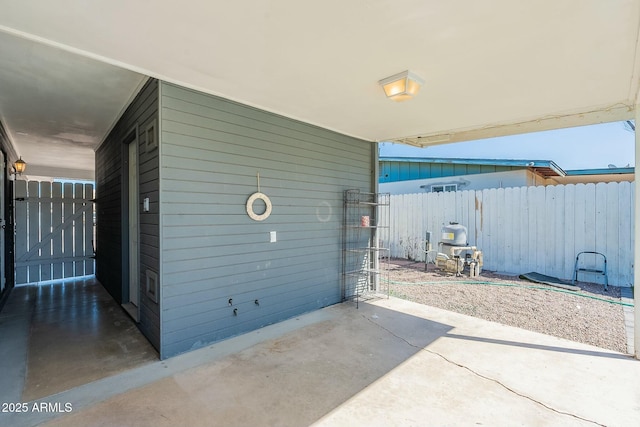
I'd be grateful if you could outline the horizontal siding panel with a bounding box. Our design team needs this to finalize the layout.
[140,213,159,226]
[164,286,339,341]
[163,281,337,328]
[164,263,340,303]
[139,298,161,352]
[162,220,340,238]
[161,129,369,174]
[163,236,338,256]
[162,236,338,263]
[161,115,370,166]
[163,256,339,297]
[162,213,342,227]
[161,84,366,152]
[162,245,338,275]
[161,179,368,200]
[161,179,368,199]
[163,266,338,317]
[162,294,338,357]
[161,201,341,216]
[163,229,337,250]
[140,234,159,248]
[162,178,367,199]
[163,116,364,164]
[139,167,159,183]
[160,187,351,205]
[161,187,346,204]
[159,82,371,358]
[166,289,340,340]
[139,168,158,182]
[160,152,368,187]
[140,249,160,264]
[161,204,341,219]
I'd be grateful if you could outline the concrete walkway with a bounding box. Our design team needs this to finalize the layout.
[0,279,158,405]
[4,297,639,427]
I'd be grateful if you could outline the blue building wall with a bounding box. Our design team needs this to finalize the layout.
[379,158,520,183]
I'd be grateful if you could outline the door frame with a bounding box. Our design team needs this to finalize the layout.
[0,150,5,293]
[0,123,17,310]
[0,150,5,294]
[122,125,140,321]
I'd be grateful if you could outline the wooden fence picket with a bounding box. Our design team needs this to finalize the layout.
[14,180,95,284]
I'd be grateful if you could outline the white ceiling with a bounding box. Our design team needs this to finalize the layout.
[0,0,639,178]
[0,31,145,179]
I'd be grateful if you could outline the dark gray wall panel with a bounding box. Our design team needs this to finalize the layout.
[0,121,16,307]
[159,82,373,358]
[95,79,161,352]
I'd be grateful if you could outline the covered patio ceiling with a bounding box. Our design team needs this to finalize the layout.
[0,0,639,178]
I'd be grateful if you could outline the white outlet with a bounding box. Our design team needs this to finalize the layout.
[270,231,277,243]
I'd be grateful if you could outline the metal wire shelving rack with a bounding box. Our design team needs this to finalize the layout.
[342,189,390,307]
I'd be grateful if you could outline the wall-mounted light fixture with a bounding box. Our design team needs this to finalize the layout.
[14,156,27,175]
[378,70,424,102]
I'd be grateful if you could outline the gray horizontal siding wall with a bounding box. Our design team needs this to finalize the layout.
[96,78,160,352]
[136,81,161,351]
[159,82,372,358]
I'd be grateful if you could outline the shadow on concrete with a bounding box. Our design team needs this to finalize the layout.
[6,300,456,427]
[158,300,457,427]
[7,296,640,427]
[445,333,634,361]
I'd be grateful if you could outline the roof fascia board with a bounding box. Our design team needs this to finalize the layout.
[566,167,635,176]
[380,156,554,168]
[391,104,634,147]
[546,161,566,177]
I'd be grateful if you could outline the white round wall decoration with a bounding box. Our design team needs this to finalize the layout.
[246,192,272,221]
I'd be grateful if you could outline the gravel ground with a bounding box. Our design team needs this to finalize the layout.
[383,259,628,353]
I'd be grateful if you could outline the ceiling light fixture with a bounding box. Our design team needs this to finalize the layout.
[14,157,27,175]
[379,70,424,102]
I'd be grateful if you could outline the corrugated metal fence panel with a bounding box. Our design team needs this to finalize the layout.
[14,180,95,284]
[388,182,635,286]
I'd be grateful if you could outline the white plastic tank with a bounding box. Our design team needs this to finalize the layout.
[441,223,467,246]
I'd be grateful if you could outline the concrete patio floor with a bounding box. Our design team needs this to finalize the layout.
[3,295,640,427]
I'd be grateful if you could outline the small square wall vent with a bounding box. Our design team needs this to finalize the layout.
[146,269,159,303]
[146,119,157,151]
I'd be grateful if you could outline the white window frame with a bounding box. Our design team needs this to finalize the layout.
[431,184,457,193]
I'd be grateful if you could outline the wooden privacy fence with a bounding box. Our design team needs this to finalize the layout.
[380,182,635,286]
[15,181,95,285]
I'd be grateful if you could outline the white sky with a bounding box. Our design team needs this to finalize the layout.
[379,121,635,170]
